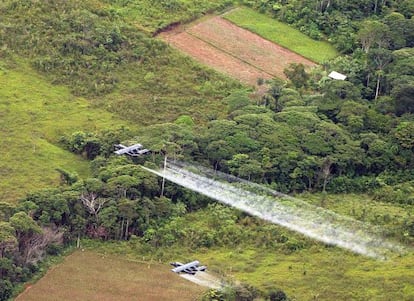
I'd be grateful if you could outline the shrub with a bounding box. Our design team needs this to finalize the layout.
[267,289,288,301]
[0,280,13,301]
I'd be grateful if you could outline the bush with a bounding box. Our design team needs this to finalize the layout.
[267,289,288,301]
[46,243,63,256]
[202,288,235,301]
[234,283,259,301]
[0,280,13,301]
[327,176,379,193]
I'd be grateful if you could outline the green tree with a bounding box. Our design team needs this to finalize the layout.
[0,222,17,258]
[117,199,138,240]
[107,175,138,198]
[9,212,42,263]
[393,84,414,116]
[0,202,15,221]
[284,63,309,89]
[384,12,408,49]
[98,201,119,239]
[0,279,13,301]
[368,48,393,100]
[225,90,251,113]
[357,20,390,53]
[394,121,414,149]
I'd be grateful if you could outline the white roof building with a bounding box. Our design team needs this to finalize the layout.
[328,71,347,80]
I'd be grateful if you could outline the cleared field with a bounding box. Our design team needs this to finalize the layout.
[224,7,338,63]
[160,16,316,86]
[16,250,205,301]
[161,30,273,86]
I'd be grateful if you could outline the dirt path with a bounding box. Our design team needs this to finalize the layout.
[159,14,316,86]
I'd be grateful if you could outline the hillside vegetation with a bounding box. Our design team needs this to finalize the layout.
[0,60,129,202]
[0,0,240,201]
[101,0,233,34]
[0,0,413,300]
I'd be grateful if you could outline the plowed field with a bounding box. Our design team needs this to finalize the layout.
[160,16,316,86]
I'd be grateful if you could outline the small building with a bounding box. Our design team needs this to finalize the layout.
[328,71,347,80]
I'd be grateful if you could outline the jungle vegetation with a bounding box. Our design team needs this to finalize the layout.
[0,0,413,300]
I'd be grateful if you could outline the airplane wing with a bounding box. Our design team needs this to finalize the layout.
[171,260,206,275]
[114,144,149,156]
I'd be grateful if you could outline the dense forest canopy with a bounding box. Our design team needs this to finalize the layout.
[0,0,413,300]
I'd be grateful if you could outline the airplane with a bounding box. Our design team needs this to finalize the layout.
[170,260,207,275]
[114,143,150,157]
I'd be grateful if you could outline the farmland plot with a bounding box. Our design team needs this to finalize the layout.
[16,250,204,301]
[160,16,316,86]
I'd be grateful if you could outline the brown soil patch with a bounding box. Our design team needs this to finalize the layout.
[16,250,204,301]
[159,15,316,86]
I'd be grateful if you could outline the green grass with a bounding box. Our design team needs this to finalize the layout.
[102,0,232,34]
[0,0,243,202]
[95,53,241,126]
[87,235,414,301]
[196,247,414,301]
[195,194,414,300]
[0,60,132,202]
[84,193,414,301]
[300,192,412,229]
[224,7,339,63]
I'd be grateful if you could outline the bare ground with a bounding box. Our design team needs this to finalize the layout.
[16,250,204,301]
[159,15,316,86]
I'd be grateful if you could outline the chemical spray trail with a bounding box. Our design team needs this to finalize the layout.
[142,161,406,259]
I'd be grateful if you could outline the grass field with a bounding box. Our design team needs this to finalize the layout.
[86,236,414,301]
[196,194,414,300]
[16,250,205,301]
[197,246,414,301]
[224,7,338,63]
[84,193,414,301]
[0,60,131,202]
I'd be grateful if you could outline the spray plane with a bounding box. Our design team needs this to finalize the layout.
[114,143,150,157]
[170,260,207,275]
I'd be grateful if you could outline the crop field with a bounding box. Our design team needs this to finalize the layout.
[159,15,316,86]
[224,7,339,63]
[0,61,131,202]
[16,250,204,301]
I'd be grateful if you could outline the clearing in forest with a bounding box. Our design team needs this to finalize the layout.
[159,15,316,86]
[16,250,205,301]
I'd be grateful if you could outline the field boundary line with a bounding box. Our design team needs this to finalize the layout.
[185,25,278,79]
[221,9,323,64]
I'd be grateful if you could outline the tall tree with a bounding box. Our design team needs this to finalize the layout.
[368,48,393,100]
[357,20,390,53]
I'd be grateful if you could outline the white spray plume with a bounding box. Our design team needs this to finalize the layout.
[142,160,407,259]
